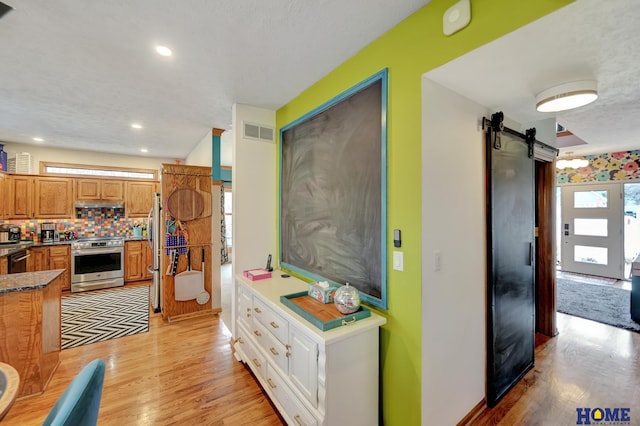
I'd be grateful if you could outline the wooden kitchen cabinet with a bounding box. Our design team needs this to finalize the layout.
[125,240,152,282]
[27,247,49,272]
[49,245,71,291]
[34,177,73,218]
[0,256,7,274]
[0,173,7,219]
[8,174,34,219]
[76,178,124,201]
[125,181,157,217]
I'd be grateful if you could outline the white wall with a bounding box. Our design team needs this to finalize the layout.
[1,142,174,173]
[231,103,276,286]
[185,131,213,166]
[421,78,488,425]
[185,129,233,168]
[521,117,557,148]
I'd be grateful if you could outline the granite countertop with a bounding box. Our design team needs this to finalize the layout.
[0,240,74,258]
[0,270,64,294]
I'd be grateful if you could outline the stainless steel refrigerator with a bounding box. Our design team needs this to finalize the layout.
[147,192,162,313]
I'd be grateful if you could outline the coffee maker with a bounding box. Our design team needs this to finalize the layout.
[40,222,55,244]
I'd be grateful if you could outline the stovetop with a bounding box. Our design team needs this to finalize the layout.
[72,236,124,249]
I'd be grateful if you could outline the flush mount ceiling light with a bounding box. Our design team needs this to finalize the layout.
[140,148,148,153]
[536,80,598,113]
[556,152,589,169]
[131,123,143,129]
[33,137,44,142]
[155,45,172,57]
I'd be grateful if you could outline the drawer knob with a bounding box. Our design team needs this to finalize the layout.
[252,358,261,367]
[254,330,262,337]
[270,321,279,329]
[270,347,279,356]
[267,378,277,389]
[254,307,262,313]
[294,415,306,426]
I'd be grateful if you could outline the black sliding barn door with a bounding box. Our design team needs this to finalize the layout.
[486,125,535,407]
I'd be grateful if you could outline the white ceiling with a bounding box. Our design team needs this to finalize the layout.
[426,0,640,157]
[0,0,430,159]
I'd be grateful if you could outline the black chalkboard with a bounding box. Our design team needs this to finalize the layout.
[280,70,388,309]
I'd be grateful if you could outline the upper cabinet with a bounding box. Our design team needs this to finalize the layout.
[0,173,7,219]
[4,170,158,219]
[34,177,74,218]
[8,174,34,219]
[76,178,124,201]
[126,181,157,217]
[9,175,73,219]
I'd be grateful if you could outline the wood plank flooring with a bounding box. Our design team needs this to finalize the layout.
[471,313,640,425]
[5,312,285,425]
[5,309,640,425]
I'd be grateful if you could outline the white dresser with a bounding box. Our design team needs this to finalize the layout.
[233,272,386,426]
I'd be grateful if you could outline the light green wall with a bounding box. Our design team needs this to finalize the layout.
[276,0,573,424]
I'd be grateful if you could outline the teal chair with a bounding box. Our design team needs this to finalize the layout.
[43,359,106,426]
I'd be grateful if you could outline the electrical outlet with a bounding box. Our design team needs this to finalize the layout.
[434,250,442,272]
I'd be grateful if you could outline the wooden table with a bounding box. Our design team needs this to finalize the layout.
[0,362,19,420]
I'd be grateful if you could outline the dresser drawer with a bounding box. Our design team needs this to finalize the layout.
[253,297,289,344]
[238,285,253,330]
[236,324,266,380]
[266,364,317,426]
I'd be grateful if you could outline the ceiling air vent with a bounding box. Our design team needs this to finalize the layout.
[243,121,274,143]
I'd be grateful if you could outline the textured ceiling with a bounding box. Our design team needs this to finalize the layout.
[0,0,430,159]
[425,0,640,156]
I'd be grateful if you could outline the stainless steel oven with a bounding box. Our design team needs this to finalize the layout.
[71,237,124,292]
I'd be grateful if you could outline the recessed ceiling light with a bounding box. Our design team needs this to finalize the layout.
[131,123,143,129]
[33,137,44,142]
[140,148,148,153]
[155,45,172,57]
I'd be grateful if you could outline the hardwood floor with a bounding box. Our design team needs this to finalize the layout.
[5,312,285,426]
[471,313,640,425]
[6,308,639,425]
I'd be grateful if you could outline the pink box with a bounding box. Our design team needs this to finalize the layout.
[243,268,272,281]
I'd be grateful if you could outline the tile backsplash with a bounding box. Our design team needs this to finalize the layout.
[1,208,147,241]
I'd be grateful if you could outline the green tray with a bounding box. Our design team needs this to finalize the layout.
[280,291,371,331]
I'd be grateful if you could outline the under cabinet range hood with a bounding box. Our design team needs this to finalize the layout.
[75,200,124,209]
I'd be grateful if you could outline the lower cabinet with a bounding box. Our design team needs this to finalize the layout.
[0,256,7,275]
[49,245,71,292]
[27,246,49,272]
[234,274,386,426]
[27,245,71,292]
[125,240,152,283]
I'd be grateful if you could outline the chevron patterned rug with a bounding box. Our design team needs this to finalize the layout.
[62,285,150,350]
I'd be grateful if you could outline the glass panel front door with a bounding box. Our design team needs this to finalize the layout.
[560,183,623,279]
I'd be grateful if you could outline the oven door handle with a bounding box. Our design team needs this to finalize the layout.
[12,253,31,263]
[72,248,123,256]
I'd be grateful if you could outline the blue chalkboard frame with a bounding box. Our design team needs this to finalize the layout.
[279,69,388,310]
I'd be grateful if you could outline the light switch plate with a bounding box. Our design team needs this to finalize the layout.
[393,251,404,272]
[443,0,471,36]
